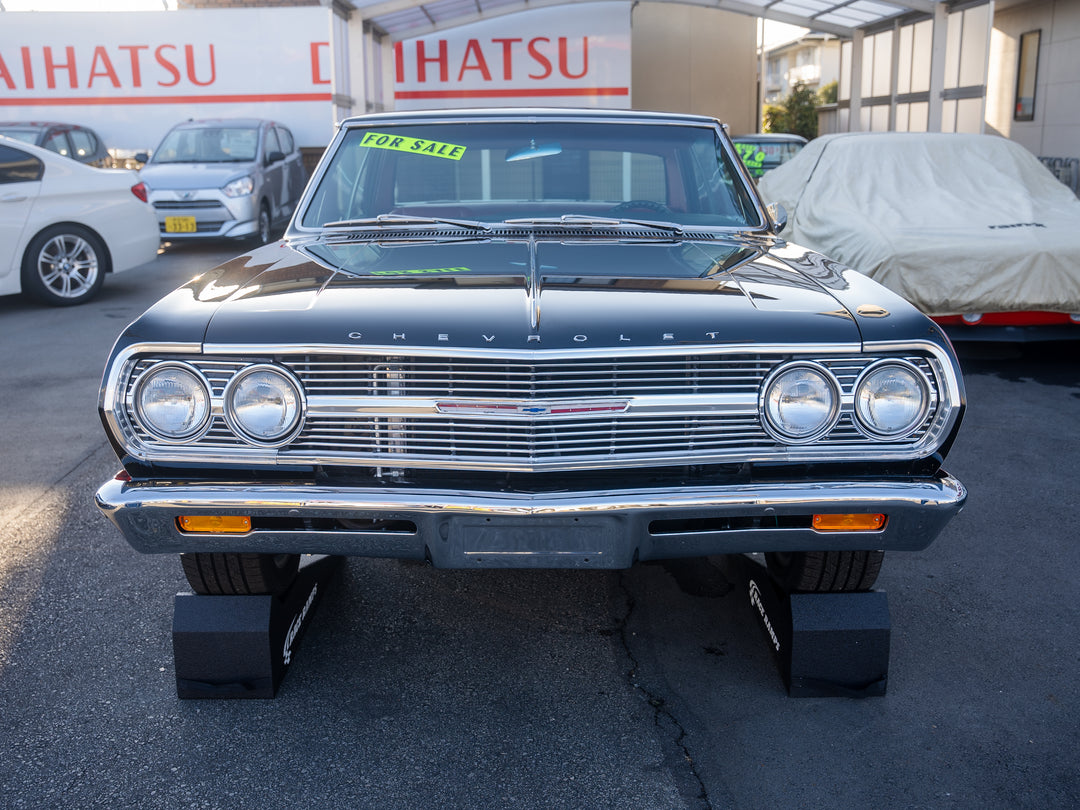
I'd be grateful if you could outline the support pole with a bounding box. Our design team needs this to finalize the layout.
[927,1,949,132]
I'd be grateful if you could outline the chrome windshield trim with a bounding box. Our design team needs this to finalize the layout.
[289,116,770,239]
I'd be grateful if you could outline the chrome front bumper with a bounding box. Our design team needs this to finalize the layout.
[96,474,966,568]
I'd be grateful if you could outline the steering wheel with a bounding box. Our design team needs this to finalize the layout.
[608,199,671,216]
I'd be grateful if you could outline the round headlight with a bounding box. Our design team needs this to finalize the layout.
[854,361,930,439]
[761,363,840,443]
[135,363,210,441]
[225,365,303,444]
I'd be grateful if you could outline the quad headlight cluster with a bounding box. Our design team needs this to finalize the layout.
[760,359,932,444]
[132,361,304,446]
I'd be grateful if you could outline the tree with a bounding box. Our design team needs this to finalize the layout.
[818,80,839,105]
[762,104,789,134]
[783,81,819,140]
[762,81,820,140]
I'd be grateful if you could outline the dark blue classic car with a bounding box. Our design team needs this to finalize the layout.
[96,109,966,598]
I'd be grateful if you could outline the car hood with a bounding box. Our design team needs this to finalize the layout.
[141,236,939,353]
[139,161,256,190]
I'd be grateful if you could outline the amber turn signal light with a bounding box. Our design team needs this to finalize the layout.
[812,513,886,532]
[177,515,252,534]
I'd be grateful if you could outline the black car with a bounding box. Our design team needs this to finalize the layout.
[0,121,109,166]
[96,109,965,600]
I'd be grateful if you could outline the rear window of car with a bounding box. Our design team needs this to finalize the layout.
[42,130,70,157]
[0,144,45,183]
[68,128,99,160]
[302,121,761,229]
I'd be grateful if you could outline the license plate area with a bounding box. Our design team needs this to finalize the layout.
[164,216,197,233]
[447,516,628,568]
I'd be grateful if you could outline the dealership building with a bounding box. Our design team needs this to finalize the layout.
[0,0,1075,171]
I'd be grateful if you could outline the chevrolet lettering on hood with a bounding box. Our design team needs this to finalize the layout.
[96,110,966,643]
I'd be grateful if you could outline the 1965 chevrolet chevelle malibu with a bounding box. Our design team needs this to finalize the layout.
[96,109,966,598]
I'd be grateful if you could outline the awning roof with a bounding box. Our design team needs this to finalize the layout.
[343,0,945,40]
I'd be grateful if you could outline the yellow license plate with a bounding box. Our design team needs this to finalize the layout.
[165,216,197,233]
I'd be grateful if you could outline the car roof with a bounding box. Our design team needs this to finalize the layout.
[169,118,274,129]
[337,108,725,129]
[0,121,86,130]
[732,133,808,143]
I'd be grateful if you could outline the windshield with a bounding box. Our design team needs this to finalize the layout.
[301,121,762,230]
[151,126,259,164]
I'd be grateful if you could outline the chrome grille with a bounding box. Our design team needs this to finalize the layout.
[117,351,945,471]
[288,355,775,398]
[294,414,772,463]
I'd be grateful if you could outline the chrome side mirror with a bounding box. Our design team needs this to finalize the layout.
[766,202,787,234]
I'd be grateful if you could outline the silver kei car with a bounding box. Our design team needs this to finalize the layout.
[138,118,306,244]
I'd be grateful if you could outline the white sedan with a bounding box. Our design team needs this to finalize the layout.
[0,135,159,306]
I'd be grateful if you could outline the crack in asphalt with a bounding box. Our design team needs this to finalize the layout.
[616,571,712,810]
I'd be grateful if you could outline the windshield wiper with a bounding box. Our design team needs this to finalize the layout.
[323,214,490,231]
[504,214,683,234]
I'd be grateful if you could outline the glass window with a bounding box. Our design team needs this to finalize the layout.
[956,98,984,133]
[839,40,852,101]
[277,127,295,154]
[0,128,39,145]
[897,25,913,96]
[264,127,281,157]
[910,20,933,93]
[302,122,760,229]
[1015,30,1040,122]
[42,130,70,157]
[871,32,892,97]
[152,126,259,163]
[958,5,990,88]
[0,144,45,184]
[68,128,98,160]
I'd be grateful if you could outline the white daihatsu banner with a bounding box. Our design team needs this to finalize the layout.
[394,3,631,111]
[0,8,334,151]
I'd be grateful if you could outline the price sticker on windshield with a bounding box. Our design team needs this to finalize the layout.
[359,132,467,161]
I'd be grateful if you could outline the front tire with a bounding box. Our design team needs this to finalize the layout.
[181,553,300,596]
[765,550,884,593]
[21,224,108,306]
[252,202,272,245]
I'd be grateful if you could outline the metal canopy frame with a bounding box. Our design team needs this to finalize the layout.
[339,0,944,41]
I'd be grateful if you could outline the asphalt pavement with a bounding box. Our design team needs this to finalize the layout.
[0,242,1076,809]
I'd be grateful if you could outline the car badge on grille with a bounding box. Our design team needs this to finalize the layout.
[436,400,629,417]
[177,191,196,201]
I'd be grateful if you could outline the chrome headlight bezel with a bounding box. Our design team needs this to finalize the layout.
[223,363,306,446]
[759,361,842,444]
[131,361,212,443]
[853,359,932,439]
